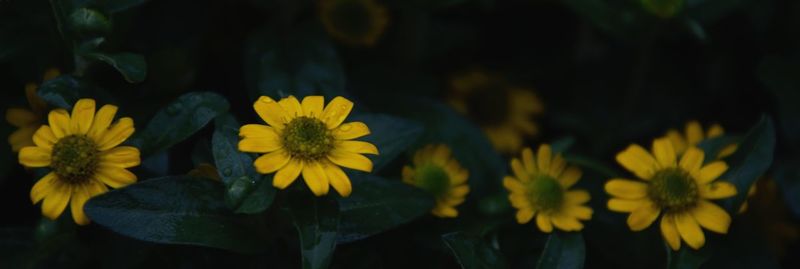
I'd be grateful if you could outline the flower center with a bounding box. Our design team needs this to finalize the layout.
[648,168,699,211]
[329,0,373,37]
[282,116,335,160]
[526,174,564,213]
[465,83,511,127]
[51,135,99,185]
[415,164,450,196]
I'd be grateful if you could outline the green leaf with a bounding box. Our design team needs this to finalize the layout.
[349,114,424,172]
[774,160,800,218]
[83,52,147,83]
[68,8,111,35]
[37,75,111,109]
[336,174,434,243]
[719,115,775,213]
[244,23,346,99]
[84,176,269,253]
[131,91,229,157]
[536,232,585,269]
[212,113,275,214]
[697,135,740,163]
[288,192,339,269]
[666,245,709,269]
[442,232,507,269]
[103,0,150,13]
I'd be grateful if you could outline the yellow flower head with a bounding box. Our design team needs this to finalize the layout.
[19,98,140,225]
[448,70,544,154]
[239,95,378,197]
[664,120,737,158]
[606,138,737,250]
[401,144,469,218]
[503,144,592,233]
[320,0,389,47]
[6,68,60,152]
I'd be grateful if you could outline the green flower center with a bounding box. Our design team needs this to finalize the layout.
[648,168,699,211]
[526,174,564,213]
[329,0,373,38]
[282,116,335,160]
[51,135,99,185]
[415,164,451,196]
[465,83,510,127]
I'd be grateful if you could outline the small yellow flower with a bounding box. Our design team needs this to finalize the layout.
[239,95,378,197]
[19,98,140,225]
[448,70,544,154]
[504,144,592,232]
[6,69,60,152]
[664,120,737,158]
[402,144,469,218]
[320,0,389,46]
[188,163,222,181]
[606,138,737,250]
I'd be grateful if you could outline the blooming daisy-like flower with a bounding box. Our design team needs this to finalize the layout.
[664,120,737,158]
[19,98,139,225]
[401,144,469,218]
[606,138,737,250]
[448,70,544,154]
[320,0,389,46]
[503,144,592,232]
[238,95,378,197]
[6,68,60,152]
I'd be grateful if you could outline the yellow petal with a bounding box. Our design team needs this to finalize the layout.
[19,146,51,167]
[699,181,737,199]
[332,122,370,140]
[718,144,737,158]
[674,212,705,249]
[707,124,724,138]
[605,179,648,199]
[551,213,584,231]
[558,167,581,188]
[5,108,38,127]
[70,186,91,225]
[253,149,291,174]
[685,121,704,146]
[536,214,553,233]
[432,206,458,218]
[616,144,659,180]
[550,154,566,178]
[302,161,330,196]
[660,213,681,251]
[97,117,135,151]
[323,161,352,197]
[87,105,118,140]
[691,200,731,234]
[25,83,48,113]
[9,126,37,152]
[301,96,324,117]
[48,109,71,138]
[239,124,281,152]
[32,125,58,150]
[511,158,529,182]
[43,68,61,80]
[537,144,552,173]
[652,138,676,168]
[509,194,530,209]
[41,183,71,220]
[666,129,688,155]
[254,96,290,129]
[503,176,525,193]
[565,190,590,205]
[327,149,373,172]
[31,172,58,204]
[70,99,95,135]
[516,208,535,223]
[401,166,415,184]
[696,161,728,184]
[448,185,469,198]
[627,200,661,231]
[566,205,593,220]
[273,159,303,189]
[608,198,645,212]
[432,145,452,165]
[339,141,379,155]
[521,147,536,173]
[95,165,137,188]
[321,96,353,129]
[278,96,303,117]
[679,147,705,173]
[101,146,141,168]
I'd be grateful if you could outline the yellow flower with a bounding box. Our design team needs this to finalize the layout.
[606,138,737,250]
[448,70,544,154]
[6,69,60,152]
[19,98,140,225]
[664,120,737,158]
[503,144,592,232]
[320,0,389,46]
[238,95,378,197]
[401,144,469,218]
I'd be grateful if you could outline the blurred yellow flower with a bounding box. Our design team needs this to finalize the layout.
[402,144,469,218]
[188,163,222,181]
[6,68,60,152]
[606,138,736,250]
[239,95,378,197]
[664,120,737,158]
[20,98,139,225]
[448,70,543,154]
[320,0,389,46]
[504,144,592,232]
